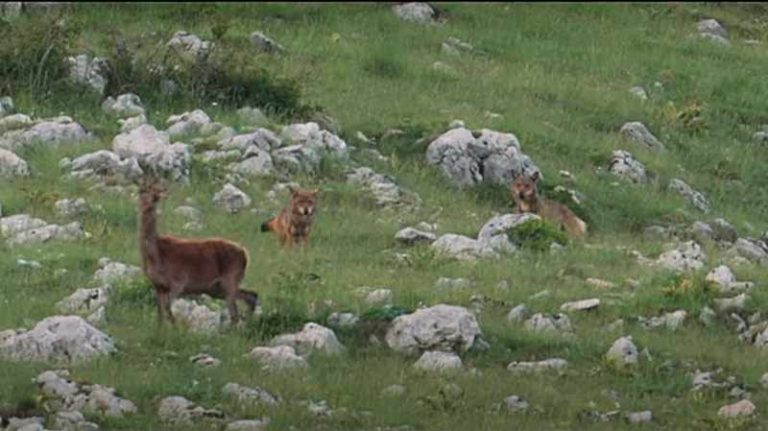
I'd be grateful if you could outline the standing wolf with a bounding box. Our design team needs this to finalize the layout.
[510,172,587,239]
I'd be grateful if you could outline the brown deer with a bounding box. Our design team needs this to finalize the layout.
[137,176,258,326]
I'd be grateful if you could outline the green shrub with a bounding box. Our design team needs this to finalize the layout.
[506,218,569,251]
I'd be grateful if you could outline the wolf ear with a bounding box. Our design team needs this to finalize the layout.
[311,188,321,196]
[529,171,540,183]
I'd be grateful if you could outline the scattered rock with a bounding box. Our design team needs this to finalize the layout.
[606,336,638,368]
[385,304,482,355]
[426,127,539,188]
[609,150,648,184]
[62,150,142,183]
[560,298,600,312]
[158,396,223,425]
[67,54,108,95]
[442,37,473,55]
[0,113,32,133]
[620,122,664,152]
[53,410,100,431]
[628,86,648,100]
[503,395,529,412]
[668,179,710,213]
[56,288,108,315]
[228,148,275,178]
[697,19,729,45]
[347,167,421,211]
[393,2,435,23]
[248,345,308,370]
[93,258,141,286]
[1,214,88,246]
[0,116,91,151]
[726,238,768,264]
[190,353,221,368]
[718,399,755,419]
[222,382,279,407]
[166,109,211,138]
[711,218,738,243]
[54,198,89,218]
[506,304,531,323]
[395,227,437,246]
[431,234,499,261]
[0,148,29,177]
[699,306,717,326]
[250,31,285,53]
[101,94,145,118]
[366,289,393,306]
[507,358,569,374]
[170,298,224,335]
[0,316,115,363]
[271,323,345,356]
[585,278,616,289]
[381,384,406,398]
[639,310,687,331]
[327,312,359,328]
[413,350,463,372]
[525,313,573,334]
[273,122,348,174]
[226,419,270,431]
[112,124,190,181]
[213,183,251,214]
[237,106,269,126]
[626,411,653,424]
[656,241,706,272]
[166,31,213,64]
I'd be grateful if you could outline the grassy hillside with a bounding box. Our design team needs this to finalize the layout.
[2,3,768,430]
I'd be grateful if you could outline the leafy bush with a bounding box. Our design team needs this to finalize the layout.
[506,218,569,252]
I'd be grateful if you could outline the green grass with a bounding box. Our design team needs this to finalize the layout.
[2,3,768,430]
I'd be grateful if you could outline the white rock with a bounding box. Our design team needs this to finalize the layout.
[628,86,648,100]
[714,293,748,313]
[228,148,274,177]
[656,241,706,272]
[718,399,755,419]
[435,277,472,290]
[393,2,435,23]
[0,148,29,177]
[507,358,569,374]
[54,198,89,217]
[346,166,420,210]
[327,312,359,328]
[190,353,221,368]
[170,298,223,335]
[222,382,279,406]
[93,258,141,285]
[506,304,531,323]
[270,323,344,356]
[609,150,648,184]
[166,109,211,138]
[67,54,108,95]
[626,410,653,424]
[606,336,638,367]
[56,288,109,315]
[166,31,212,63]
[101,93,145,118]
[620,122,665,152]
[560,298,600,312]
[432,234,499,261]
[413,350,463,372]
[158,396,223,425]
[698,19,728,39]
[0,117,90,151]
[395,227,436,246]
[226,419,270,431]
[0,113,32,133]
[212,183,251,214]
[381,384,406,398]
[366,289,393,306]
[504,395,529,412]
[385,304,482,355]
[669,178,710,213]
[248,345,308,370]
[0,316,115,363]
[525,313,572,334]
[250,31,285,53]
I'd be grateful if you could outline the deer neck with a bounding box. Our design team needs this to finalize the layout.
[139,203,161,268]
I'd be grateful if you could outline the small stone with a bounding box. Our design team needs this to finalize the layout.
[760,372,768,388]
[327,312,359,328]
[503,395,529,412]
[212,183,251,214]
[629,86,648,100]
[381,384,406,398]
[560,298,600,312]
[190,353,221,368]
[606,336,638,367]
[586,278,615,289]
[626,410,653,424]
[413,350,463,372]
[699,307,717,326]
[435,277,472,290]
[366,289,393,306]
[714,294,748,313]
[525,313,572,334]
[506,304,531,323]
[395,227,437,246]
[718,399,755,419]
[507,358,568,374]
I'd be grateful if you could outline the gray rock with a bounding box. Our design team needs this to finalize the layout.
[620,122,664,152]
[250,31,284,53]
[442,37,473,55]
[393,2,435,23]
[248,345,308,370]
[656,241,706,272]
[413,350,463,372]
[346,167,420,211]
[431,234,499,261]
[626,411,653,424]
[274,122,348,174]
[166,109,211,139]
[0,148,29,177]
[381,384,406,398]
[507,358,568,374]
[366,289,393,306]
[506,304,531,323]
[727,238,768,264]
[170,298,224,335]
[63,150,143,183]
[0,316,115,363]
[606,336,638,367]
[190,353,221,368]
[698,32,730,46]
[698,18,728,39]
[53,410,100,431]
[668,179,710,213]
[118,115,147,135]
[158,396,223,425]
[67,54,108,95]
[395,227,437,246]
[1,214,88,246]
[0,113,32,133]
[714,293,749,313]
[228,148,274,177]
[477,213,539,244]
[560,298,600,312]
[112,124,190,182]
[166,31,212,63]
[687,221,714,244]
[628,86,648,100]
[504,395,529,412]
[711,218,738,243]
[226,419,270,431]
[212,183,251,214]
[271,323,345,356]
[35,370,79,399]
[219,129,281,153]
[222,382,279,406]
[385,304,482,355]
[93,258,141,286]
[761,372,768,388]
[706,265,736,290]
[54,198,89,218]
[718,399,755,419]
[609,150,648,184]
[699,306,717,326]
[639,310,687,331]
[525,313,572,334]
[5,417,45,431]
[56,288,108,315]
[327,312,359,328]
[0,117,90,150]
[426,127,539,188]
[101,94,145,118]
